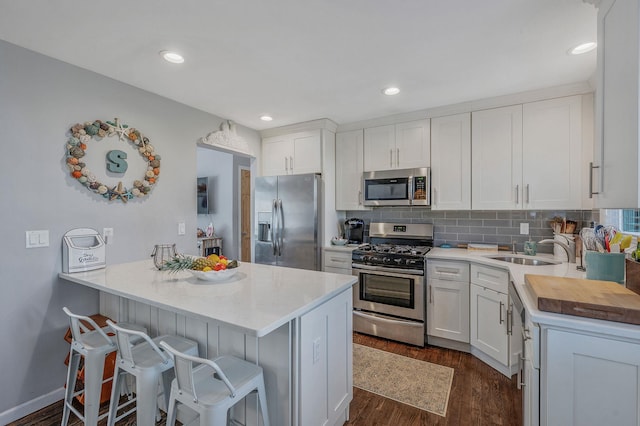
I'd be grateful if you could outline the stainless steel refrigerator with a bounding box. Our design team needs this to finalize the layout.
[254,173,321,271]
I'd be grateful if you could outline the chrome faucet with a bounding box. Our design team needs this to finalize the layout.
[512,241,517,254]
[537,239,575,263]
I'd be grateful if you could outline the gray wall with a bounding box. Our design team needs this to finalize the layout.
[0,40,259,419]
[345,208,599,253]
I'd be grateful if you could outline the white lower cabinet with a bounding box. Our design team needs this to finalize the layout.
[323,248,353,275]
[470,284,509,365]
[299,288,353,426]
[469,264,519,377]
[542,328,640,426]
[427,260,470,343]
[522,311,540,426]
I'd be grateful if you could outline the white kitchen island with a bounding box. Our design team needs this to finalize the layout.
[59,259,356,426]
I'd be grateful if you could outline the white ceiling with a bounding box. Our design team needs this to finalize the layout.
[0,0,597,131]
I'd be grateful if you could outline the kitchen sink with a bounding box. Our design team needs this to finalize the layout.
[486,255,559,266]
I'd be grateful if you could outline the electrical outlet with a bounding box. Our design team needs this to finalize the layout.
[178,222,186,235]
[103,228,114,244]
[520,223,529,235]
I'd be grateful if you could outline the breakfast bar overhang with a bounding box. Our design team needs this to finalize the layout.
[59,260,356,426]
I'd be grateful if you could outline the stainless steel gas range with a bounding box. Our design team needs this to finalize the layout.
[351,222,433,346]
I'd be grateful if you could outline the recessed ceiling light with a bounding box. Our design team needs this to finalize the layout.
[569,42,596,55]
[382,87,400,96]
[260,115,273,122]
[160,50,185,64]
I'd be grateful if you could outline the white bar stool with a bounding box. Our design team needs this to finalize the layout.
[159,340,270,426]
[61,307,147,426]
[105,320,199,426]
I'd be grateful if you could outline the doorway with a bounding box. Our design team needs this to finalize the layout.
[240,168,251,262]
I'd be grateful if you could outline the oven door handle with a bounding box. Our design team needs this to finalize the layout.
[353,310,422,325]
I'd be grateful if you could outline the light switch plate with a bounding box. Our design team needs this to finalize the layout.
[520,223,530,235]
[178,222,186,236]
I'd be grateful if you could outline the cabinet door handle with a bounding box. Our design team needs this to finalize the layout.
[499,301,504,324]
[515,184,519,205]
[589,162,600,198]
[285,157,288,172]
[290,156,293,171]
[389,149,393,168]
[526,184,530,204]
[396,148,400,167]
[433,187,437,207]
[429,284,433,304]
[517,354,525,390]
[507,306,513,335]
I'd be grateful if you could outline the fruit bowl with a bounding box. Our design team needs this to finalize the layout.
[331,237,348,246]
[189,268,238,282]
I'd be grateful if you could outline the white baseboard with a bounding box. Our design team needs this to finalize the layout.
[0,387,64,425]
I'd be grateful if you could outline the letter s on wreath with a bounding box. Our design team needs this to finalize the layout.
[65,118,161,203]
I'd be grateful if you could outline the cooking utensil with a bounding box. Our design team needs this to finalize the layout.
[579,228,598,251]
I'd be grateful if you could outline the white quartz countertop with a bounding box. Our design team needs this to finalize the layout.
[427,248,640,340]
[59,260,356,338]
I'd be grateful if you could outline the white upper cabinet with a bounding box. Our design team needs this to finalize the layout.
[363,119,430,171]
[430,113,471,210]
[472,105,523,210]
[522,96,583,210]
[335,130,369,210]
[472,96,584,210]
[593,0,640,208]
[262,130,322,176]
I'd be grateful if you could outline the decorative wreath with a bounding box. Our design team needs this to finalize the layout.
[65,118,160,203]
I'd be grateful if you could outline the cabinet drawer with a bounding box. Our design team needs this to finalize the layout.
[324,266,352,275]
[324,251,353,269]
[471,264,509,293]
[427,260,469,282]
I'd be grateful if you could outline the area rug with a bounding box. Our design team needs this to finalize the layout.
[353,344,454,417]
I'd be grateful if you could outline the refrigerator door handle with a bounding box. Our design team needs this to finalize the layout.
[277,199,284,256]
[271,199,278,255]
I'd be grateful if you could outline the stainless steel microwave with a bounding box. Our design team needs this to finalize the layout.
[362,167,430,207]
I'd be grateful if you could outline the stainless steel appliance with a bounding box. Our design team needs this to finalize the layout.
[351,222,433,346]
[362,167,430,207]
[344,218,364,244]
[254,173,321,271]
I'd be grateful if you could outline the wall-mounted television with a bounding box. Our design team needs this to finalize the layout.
[197,177,214,214]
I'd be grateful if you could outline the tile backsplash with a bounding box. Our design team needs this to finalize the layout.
[344,209,599,254]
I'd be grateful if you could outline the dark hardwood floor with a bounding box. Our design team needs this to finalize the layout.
[9,333,521,426]
[347,333,522,426]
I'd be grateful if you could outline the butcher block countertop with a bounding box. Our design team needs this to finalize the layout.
[525,274,640,325]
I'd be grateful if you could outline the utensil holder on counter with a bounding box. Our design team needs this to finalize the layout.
[585,251,625,284]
